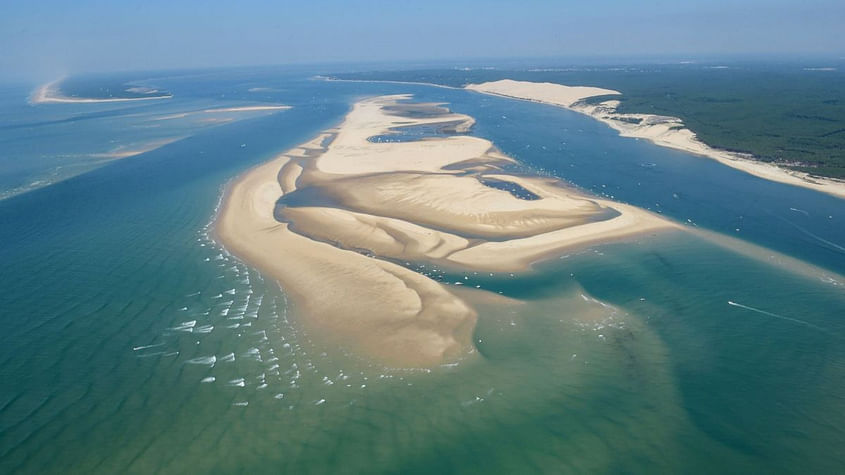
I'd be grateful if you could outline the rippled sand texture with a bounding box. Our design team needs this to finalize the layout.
[216,95,675,367]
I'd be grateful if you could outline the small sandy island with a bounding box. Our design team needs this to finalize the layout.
[30,79,173,104]
[467,79,845,200]
[217,95,675,367]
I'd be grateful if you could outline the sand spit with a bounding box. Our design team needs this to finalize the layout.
[217,95,674,366]
[466,80,845,200]
[30,79,173,104]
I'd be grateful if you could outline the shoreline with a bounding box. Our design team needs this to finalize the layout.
[215,94,675,366]
[30,79,174,104]
[465,79,845,200]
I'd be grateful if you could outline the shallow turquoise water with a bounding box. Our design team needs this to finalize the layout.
[0,68,843,473]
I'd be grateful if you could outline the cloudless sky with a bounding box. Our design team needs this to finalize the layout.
[1,0,843,81]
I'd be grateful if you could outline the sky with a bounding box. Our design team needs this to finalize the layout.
[1,0,843,81]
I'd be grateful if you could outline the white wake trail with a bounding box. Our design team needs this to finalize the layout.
[728,301,829,333]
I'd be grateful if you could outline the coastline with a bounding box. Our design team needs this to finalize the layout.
[30,79,173,104]
[215,94,675,366]
[465,80,845,200]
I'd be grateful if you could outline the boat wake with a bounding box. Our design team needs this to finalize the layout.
[775,213,845,254]
[727,300,831,334]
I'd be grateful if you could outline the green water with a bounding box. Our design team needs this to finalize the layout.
[5,227,841,472]
[1,68,844,473]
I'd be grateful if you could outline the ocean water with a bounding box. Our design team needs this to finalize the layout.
[0,68,843,473]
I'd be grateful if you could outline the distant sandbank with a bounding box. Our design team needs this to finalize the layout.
[151,105,291,122]
[216,95,674,367]
[30,79,173,104]
[202,105,291,113]
[466,80,845,200]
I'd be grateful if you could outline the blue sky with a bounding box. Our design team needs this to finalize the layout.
[1,0,843,80]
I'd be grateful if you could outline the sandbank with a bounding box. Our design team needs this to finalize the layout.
[216,95,674,366]
[90,137,184,159]
[202,105,291,113]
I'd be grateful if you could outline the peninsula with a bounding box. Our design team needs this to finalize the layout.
[466,79,845,199]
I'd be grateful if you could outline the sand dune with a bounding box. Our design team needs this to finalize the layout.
[466,79,620,107]
[466,80,845,199]
[217,95,674,366]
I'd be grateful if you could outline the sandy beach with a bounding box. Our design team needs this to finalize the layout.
[466,80,845,199]
[216,95,674,366]
[30,79,173,104]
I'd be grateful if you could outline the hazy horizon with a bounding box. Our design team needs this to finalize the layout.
[2,0,844,82]
[3,2,845,472]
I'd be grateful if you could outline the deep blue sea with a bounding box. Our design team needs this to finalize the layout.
[0,66,843,473]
